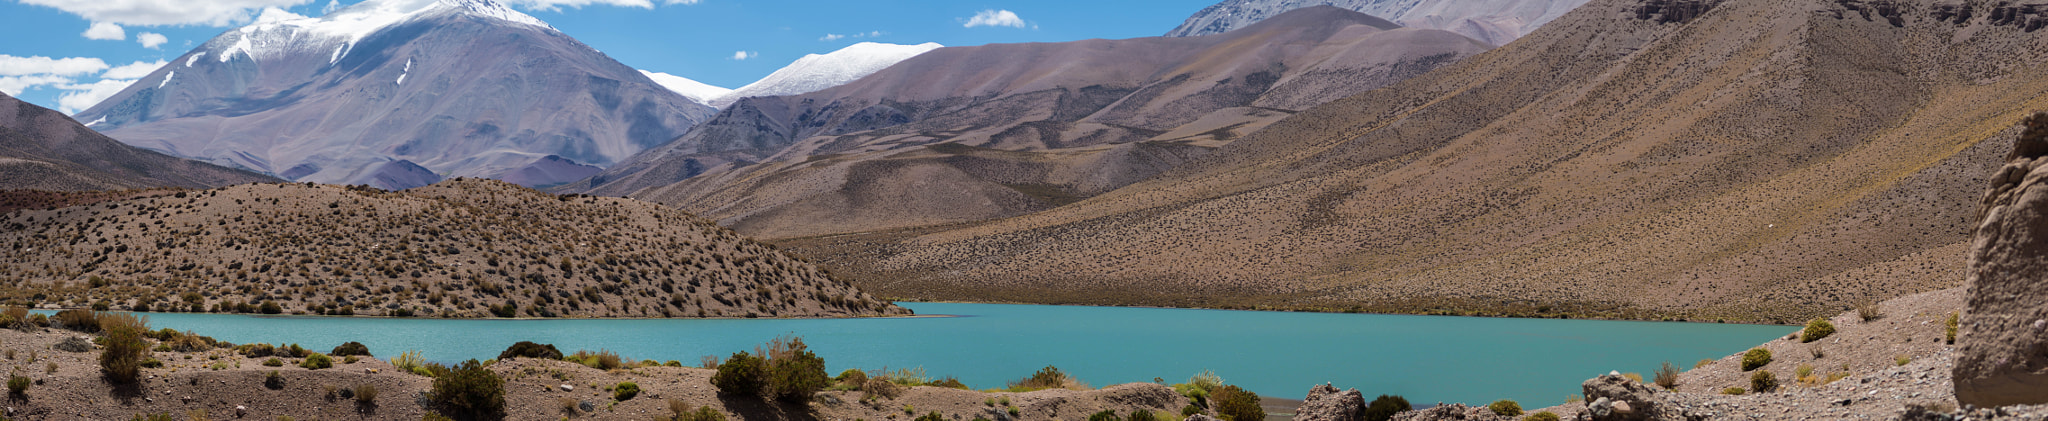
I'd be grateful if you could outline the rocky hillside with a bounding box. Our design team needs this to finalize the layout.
[0,92,276,191]
[1164,0,1592,46]
[0,179,904,318]
[566,6,1492,240]
[780,0,2048,323]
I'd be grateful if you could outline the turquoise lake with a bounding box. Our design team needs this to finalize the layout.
[97,302,1791,407]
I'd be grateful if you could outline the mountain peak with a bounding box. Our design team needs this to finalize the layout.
[708,42,944,108]
[210,0,553,65]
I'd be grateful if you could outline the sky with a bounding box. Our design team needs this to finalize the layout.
[0,0,1218,115]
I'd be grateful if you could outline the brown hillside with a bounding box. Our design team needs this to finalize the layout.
[782,0,2048,322]
[0,178,905,318]
[0,92,277,191]
[566,7,1493,240]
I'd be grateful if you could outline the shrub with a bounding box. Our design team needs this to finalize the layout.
[1800,318,1835,343]
[8,374,28,396]
[916,412,946,421]
[568,349,625,370]
[1362,394,1410,421]
[1486,400,1522,417]
[331,342,371,357]
[1896,355,1912,366]
[1694,359,1712,369]
[100,317,149,384]
[1,306,24,329]
[263,358,284,367]
[430,359,504,421]
[53,309,99,332]
[1129,410,1158,421]
[711,351,764,397]
[688,406,727,421]
[1721,387,1745,395]
[1857,302,1882,321]
[765,338,829,403]
[1750,370,1777,393]
[1182,405,1203,416]
[301,353,333,370]
[265,371,285,389]
[615,382,641,401]
[862,378,903,400]
[1621,373,1643,383]
[497,341,562,360]
[1741,348,1771,371]
[1653,361,1680,390]
[1946,312,1960,345]
[1009,365,1076,391]
[392,350,426,374]
[835,369,868,387]
[1526,411,1561,421]
[929,376,969,389]
[242,343,276,358]
[1210,385,1263,421]
[1090,410,1123,421]
[355,384,379,406]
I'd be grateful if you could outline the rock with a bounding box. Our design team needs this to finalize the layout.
[1186,415,1221,421]
[1588,397,1613,418]
[560,384,574,392]
[1958,112,2048,407]
[578,400,596,412]
[1611,401,1633,416]
[1390,403,1508,421]
[53,335,93,352]
[1297,383,1366,421]
[235,405,246,417]
[1582,374,1664,421]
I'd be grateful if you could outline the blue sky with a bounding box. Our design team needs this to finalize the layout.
[0,0,1216,114]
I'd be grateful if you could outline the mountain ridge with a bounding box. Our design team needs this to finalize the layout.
[0,91,277,191]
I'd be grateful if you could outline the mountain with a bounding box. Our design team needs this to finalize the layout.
[0,178,908,318]
[73,0,717,190]
[704,42,945,108]
[0,92,276,191]
[1164,0,1593,46]
[565,7,1492,239]
[776,0,2048,323]
[641,70,732,104]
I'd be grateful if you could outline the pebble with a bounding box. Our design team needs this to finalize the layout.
[560,384,574,392]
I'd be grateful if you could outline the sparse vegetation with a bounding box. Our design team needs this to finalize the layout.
[265,370,284,389]
[1801,318,1835,343]
[429,359,503,421]
[499,341,563,360]
[1721,387,1745,395]
[1009,365,1085,391]
[299,353,333,370]
[1210,385,1262,421]
[7,374,28,396]
[1090,409,1122,421]
[354,384,379,406]
[330,342,371,357]
[1857,302,1881,321]
[1741,348,1771,371]
[1525,412,1561,421]
[614,382,640,401]
[1896,355,1912,366]
[763,336,829,403]
[1653,361,1679,389]
[1750,370,1777,393]
[1486,400,1522,417]
[1946,312,1959,344]
[711,351,765,397]
[98,313,149,384]
[1363,394,1410,421]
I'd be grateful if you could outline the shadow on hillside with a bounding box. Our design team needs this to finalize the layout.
[719,394,819,421]
[107,381,142,405]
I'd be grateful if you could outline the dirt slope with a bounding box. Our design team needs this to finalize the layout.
[0,92,276,192]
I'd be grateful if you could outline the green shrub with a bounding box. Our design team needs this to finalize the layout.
[1487,400,1522,417]
[615,382,641,401]
[100,318,148,384]
[835,369,868,388]
[8,374,28,396]
[1009,365,1074,391]
[1090,409,1123,421]
[1363,394,1410,421]
[1801,318,1835,343]
[711,351,765,397]
[242,343,276,358]
[1525,411,1561,421]
[1653,361,1680,390]
[1129,409,1158,421]
[497,341,562,360]
[1720,387,1745,395]
[764,338,828,403]
[688,406,726,421]
[929,377,969,389]
[1211,385,1263,421]
[1750,370,1777,393]
[265,371,284,389]
[393,350,426,374]
[567,349,625,370]
[1182,405,1203,416]
[130,413,174,421]
[430,359,504,421]
[139,358,162,368]
[263,358,284,367]
[301,353,333,370]
[53,309,99,332]
[1946,312,1960,345]
[1896,355,1912,366]
[1741,348,1772,371]
[331,342,371,357]
[915,411,945,421]
[355,384,379,406]
[862,378,904,400]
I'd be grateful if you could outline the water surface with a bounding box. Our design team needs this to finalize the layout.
[112,302,1790,407]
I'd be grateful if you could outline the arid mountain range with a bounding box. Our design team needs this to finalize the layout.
[1164,0,1594,46]
[0,92,275,191]
[74,0,715,190]
[564,6,1494,240]
[764,0,2048,323]
[0,178,906,318]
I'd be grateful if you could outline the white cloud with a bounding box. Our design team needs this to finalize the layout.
[0,55,110,77]
[83,22,125,40]
[731,51,757,60]
[499,0,701,11]
[820,33,845,41]
[57,79,134,114]
[18,0,316,26]
[963,9,1025,28]
[102,60,166,80]
[252,7,308,24]
[0,76,74,96]
[322,0,343,14]
[820,31,885,41]
[137,32,169,49]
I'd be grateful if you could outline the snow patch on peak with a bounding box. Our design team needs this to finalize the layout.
[185,53,205,67]
[397,58,412,85]
[159,71,175,89]
[709,42,943,108]
[215,0,554,64]
[639,70,730,105]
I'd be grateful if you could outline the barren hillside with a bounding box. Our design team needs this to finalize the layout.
[781,0,2048,323]
[0,92,276,192]
[0,179,905,318]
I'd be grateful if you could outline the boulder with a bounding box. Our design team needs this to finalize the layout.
[1389,403,1508,421]
[1187,414,1222,421]
[1581,374,1700,421]
[1298,383,1366,421]
[1957,113,2048,407]
[53,335,93,352]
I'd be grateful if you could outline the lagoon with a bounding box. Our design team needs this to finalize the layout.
[107,302,1790,408]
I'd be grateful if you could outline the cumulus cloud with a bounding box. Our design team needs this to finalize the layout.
[83,22,126,40]
[57,79,134,114]
[322,0,343,14]
[963,9,1025,28]
[101,60,166,80]
[137,32,169,49]
[0,55,110,77]
[0,76,74,96]
[730,51,757,60]
[17,0,316,26]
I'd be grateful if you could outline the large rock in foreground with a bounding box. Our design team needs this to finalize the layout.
[1957,113,2048,407]
[1297,383,1365,421]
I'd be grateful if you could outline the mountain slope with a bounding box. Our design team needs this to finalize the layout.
[706,42,945,108]
[0,178,907,318]
[568,7,1492,239]
[782,0,2048,322]
[1166,0,1594,46]
[74,0,716,190]
[641,70,732,104]
[0,92,277,191]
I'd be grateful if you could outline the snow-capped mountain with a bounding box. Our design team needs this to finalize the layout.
[706,42,942,108]
[1165,0,1591,46]
[640,70,731,104]
[74,0,716,190]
